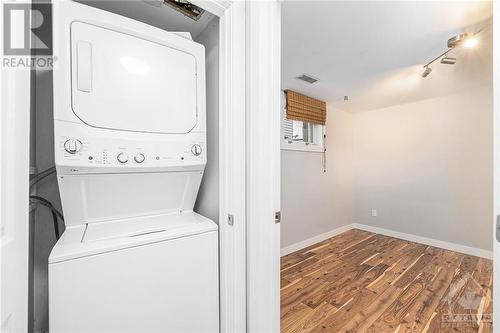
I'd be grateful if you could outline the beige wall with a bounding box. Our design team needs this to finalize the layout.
[281,86,493,251]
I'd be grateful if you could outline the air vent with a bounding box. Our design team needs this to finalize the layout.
[296,74,319,84]
[164,0,205,21]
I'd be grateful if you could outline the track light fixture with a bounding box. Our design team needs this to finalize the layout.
[421,31,481,78]
[421,66,432,78]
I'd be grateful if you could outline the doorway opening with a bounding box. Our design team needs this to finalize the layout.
[280,2,493,332]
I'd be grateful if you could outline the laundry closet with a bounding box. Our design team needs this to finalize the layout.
[30,1,220,331]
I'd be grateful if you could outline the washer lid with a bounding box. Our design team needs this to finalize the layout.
[82,212,209,242]
[49,212,217,264]
[70,22,200,134]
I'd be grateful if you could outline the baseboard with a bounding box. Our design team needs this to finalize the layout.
[280,223,492,259]
[280,224,355,256]
[353,223,493,260]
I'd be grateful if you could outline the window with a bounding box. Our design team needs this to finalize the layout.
[281,92,325,152]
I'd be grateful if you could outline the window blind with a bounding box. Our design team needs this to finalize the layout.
[285,90,326,125]
[282,118,293,140]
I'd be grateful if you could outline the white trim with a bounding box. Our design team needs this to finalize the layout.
[191,1,247,332]
[493,0,500,326]
[191,0,230,17]
[353,224,493,260]
[281,144,324,153]
[216,2,247,333]
[280,223,493,260]
[280,224,354,256]
[246,1,281,332]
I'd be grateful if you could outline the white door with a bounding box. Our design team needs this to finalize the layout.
[0,2,31,330]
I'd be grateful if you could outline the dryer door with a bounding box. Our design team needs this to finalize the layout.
[70,22,199,134]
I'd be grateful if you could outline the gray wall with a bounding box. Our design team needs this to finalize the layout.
[30,5,59,328]
[194,18,219,223]
[351,87,493,251]
[33,69,60,332]
[281,108,354,248]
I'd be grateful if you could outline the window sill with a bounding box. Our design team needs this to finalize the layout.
[281,142,324,153]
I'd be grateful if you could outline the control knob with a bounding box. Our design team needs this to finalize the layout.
[64,139,83,154]
[191,144,202,156]
[117,153,129,164]
[134,153,145,163]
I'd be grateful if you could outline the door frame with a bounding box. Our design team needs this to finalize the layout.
[245,2,281,332]
[194,1,282,332]
[190,1,247,332]
[493,0,499,329]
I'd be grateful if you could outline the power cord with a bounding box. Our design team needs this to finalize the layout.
[30,166,56,188]
[29,195,64,240]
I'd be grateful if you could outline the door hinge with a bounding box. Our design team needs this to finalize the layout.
[275,211,281,224]
[228,214,234,226]
[496,215,500,243]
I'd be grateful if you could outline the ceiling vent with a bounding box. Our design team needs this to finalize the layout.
[296,74,319,84]
[164,0,205,21]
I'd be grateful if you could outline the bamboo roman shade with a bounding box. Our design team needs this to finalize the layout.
[285,90,326,125]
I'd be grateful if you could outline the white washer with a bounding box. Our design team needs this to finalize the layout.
[48,1,218,332]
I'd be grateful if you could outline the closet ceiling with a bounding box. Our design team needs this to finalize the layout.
[78,0,216,39]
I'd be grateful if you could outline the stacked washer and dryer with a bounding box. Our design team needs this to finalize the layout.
[48,1,219,332]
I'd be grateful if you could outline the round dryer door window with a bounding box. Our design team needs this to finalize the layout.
[70,22,202,134]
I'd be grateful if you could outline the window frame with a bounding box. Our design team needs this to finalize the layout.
[280,93,325,153]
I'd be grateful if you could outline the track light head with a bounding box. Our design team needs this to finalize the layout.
[422,66,432,78]
[447,33,469,48]
[440,57,456,65]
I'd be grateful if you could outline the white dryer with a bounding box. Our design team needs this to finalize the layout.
[48,1,218,332]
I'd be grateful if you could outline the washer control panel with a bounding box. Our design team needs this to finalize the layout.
[56,134,206,170]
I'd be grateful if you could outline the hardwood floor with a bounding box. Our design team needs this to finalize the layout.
[281,229,493,333]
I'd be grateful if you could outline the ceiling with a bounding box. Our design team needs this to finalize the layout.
[282,1,493,112]
[78,0,216,39]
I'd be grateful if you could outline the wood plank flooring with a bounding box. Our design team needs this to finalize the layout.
[281,229,493,333]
